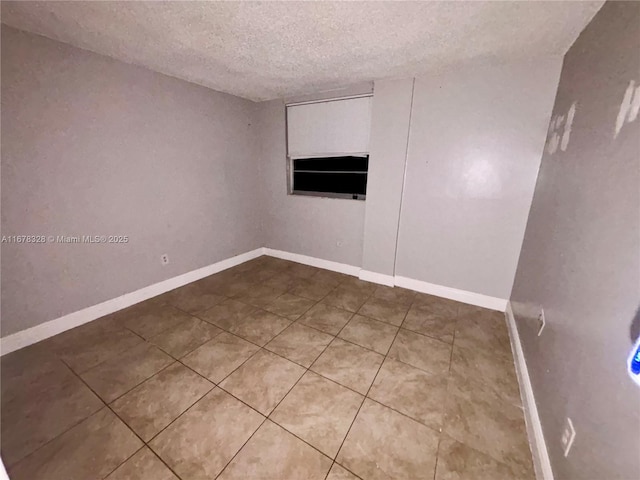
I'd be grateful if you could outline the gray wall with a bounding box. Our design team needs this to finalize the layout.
[510,2,640,479]
[256,99,366,266]
[361,78,414,277]
[1,26,262,336]
[395,59,562,299]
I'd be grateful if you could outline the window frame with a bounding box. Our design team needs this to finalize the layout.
[285,94,372,201]
[288,154,369,200]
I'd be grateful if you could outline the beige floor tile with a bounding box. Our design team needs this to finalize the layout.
[2,264,536,480]
[264,293,316,320]
[311,338,384,394]
[388,329,452,374]
[337,399,439,480]
[228,309,292,346]
[323,285,371,312]
[111,363,213,441]
[263,271,301,291]
[149,317,222,358]
[249,266,283,283]
[450,344,521,406]
[338,315,398,354]
[413,293,461,317]
[454,314,511,357]
[299,303,354,335]
[358,297,409,326]
[372,285,416,307]
[443,373,533,477]
[286,262,321,279]
[220,350,305,415]
[233,284,283,307]
[339,277,377,294]
[197,298,256,330]
[403,303,457,343]
[123,304,194,340]
[369,358,447,430]
[206,275,256,297]
[49,323,143,373]
[435,435,529,480]
[164,282,226,313]
[181,332,259,383]
[271,371,363,457]
[1,344,69,403]
[457,304,505,323]
[327,463,361,479]
[1,365,103,466]
[289,279,335,301]
[218,420,332,480]
[80,342,174,402]
[8,408,142,480]
[106,447,178,480]
[266,323,334,367]
[312,269,348,287]
[150,388,264,479]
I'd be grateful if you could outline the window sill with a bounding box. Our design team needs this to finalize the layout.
[289,190,366,201]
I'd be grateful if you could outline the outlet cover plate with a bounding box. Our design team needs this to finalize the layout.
[538,308,546,336]
[561,417,576,457]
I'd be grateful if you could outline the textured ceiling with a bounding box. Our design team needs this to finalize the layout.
[1,1,604,101]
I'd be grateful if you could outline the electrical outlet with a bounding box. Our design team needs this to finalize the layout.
[561,417,576,457]
[537,308,546,336]
[160,254,169,266]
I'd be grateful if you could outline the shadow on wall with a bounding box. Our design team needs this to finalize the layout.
[630,305,640,343]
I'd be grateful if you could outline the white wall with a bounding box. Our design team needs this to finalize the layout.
[395,59,563,299]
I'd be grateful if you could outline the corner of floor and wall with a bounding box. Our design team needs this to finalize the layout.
[2,2,639,479]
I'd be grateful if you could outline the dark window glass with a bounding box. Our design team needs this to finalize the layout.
[292,156,368,198]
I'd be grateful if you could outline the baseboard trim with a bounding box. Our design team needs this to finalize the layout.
[394,275,507,312]
[1,247,510,355]
[505,302,554,480]
[0,248,264,356]
[262,248,360,277]
[358,269,395,287]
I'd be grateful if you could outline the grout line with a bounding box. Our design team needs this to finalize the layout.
[2,365,108,470]
[322,287,394,475]
[213,416,269,479]
[100,444,147,479]
[59,359,186,480]
[146,445,186,480]
[104,360,178,405]
[432,435,443,480]
[213,271,349,479]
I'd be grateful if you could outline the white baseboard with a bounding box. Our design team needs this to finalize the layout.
[262,248,360,277]
[0,248,264,356]
[505,302,554,480]
[394,275,507,312]
[262,250,507,312]
[358,269,395,287]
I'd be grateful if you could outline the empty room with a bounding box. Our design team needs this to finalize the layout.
[1,1,638,479]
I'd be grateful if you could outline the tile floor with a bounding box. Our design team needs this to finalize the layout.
[1,256,534,480]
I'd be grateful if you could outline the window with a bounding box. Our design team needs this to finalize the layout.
[292,155,369,199]
[286,95,372,200]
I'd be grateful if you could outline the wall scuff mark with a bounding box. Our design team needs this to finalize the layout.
[615,79,640,138]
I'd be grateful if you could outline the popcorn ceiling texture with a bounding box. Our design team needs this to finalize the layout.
[1,1,603,101]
